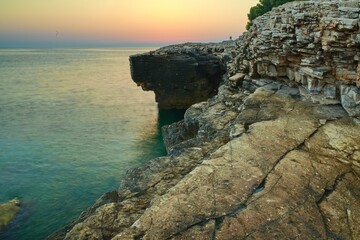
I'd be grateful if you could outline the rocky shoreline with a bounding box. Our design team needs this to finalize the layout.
[50,1,360,239]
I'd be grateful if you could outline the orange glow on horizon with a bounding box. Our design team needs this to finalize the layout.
[0,0,259,45]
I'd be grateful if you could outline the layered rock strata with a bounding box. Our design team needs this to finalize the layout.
[230,0,360,115]
[129,43,233,109]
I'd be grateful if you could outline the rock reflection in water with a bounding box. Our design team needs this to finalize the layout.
[135,108,186,163]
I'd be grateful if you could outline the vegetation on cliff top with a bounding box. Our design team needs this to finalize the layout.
[247,0,297,29]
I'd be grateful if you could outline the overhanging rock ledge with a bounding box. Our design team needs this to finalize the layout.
[129,43,232,109]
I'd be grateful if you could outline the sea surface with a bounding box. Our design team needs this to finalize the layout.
[0,48,182,239]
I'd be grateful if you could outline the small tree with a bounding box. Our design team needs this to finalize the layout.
[246,0,297,30]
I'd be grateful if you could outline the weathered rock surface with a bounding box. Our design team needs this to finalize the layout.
[51,1,360,239]
[0,198,20,231]
[130,43,233,109]
[55,78,360,240]
[230,0,360,116]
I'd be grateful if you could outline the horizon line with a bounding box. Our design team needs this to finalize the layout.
[0,38,231,49]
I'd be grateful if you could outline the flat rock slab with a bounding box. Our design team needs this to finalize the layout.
[61,83,360,240]
[111,88,360,240]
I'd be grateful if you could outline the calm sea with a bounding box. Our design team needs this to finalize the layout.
[0,48,182,239]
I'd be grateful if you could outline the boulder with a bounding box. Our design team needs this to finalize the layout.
[341,84,360,116]
[0,198,20,230]
[228,72,245,87]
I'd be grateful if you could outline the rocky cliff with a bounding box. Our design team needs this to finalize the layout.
[230,0,360,116]
[51,1,360,239]
[130,43,232,109]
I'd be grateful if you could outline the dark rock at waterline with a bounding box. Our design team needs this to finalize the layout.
[129,44,228,109]
[0,198,20,231]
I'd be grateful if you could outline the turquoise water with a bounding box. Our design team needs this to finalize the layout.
[0,48,179,239]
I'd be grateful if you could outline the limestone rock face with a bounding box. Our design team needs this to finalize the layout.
[130,43,230,109]
[230,0,360,115]
[59,79,360,240]
[0,198,20,230]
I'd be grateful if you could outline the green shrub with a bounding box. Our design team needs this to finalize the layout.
[246,0,297,30]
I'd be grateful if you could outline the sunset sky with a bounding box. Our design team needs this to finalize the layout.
[0,0,259,47]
